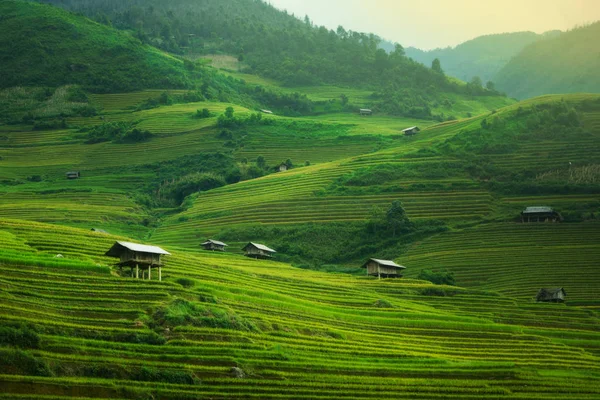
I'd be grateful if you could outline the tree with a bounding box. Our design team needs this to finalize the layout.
[486,81,496,91]
[386,201,409,237]
[224,107,235,119]
[431,58,444,75]
[340,94,349,106]
[256,155,266,169]
[285,159,293,169]
[367,206,385,234]
[470,76,483,88]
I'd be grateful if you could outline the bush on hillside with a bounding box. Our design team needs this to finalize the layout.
[418,269,456,286]
[84,121,153,144]
[157,172,226,205]
[0,325,40,349]
[0,348,52,376]
[152,298,258,332]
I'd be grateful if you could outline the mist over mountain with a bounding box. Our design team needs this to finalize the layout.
[495,22,600,99]
[405,31,561,84]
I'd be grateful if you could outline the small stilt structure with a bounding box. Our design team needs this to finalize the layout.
[361,258,406,279]
[105,242,170,282]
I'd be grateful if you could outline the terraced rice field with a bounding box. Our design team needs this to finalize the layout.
[402,223,600,303]
[1,220,600,399]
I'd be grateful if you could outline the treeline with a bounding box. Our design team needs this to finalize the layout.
[37,0,503,118]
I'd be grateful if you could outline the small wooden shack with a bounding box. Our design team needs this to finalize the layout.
[66,171,80,179]
[359,108,373,116]
[402,126,420,136]
[362,258,406,279]
[536,288,566,303]
[105,241,170,281]
[242,242,276,259]
[278,163,288,172]
[202,239,228,252]
[90,228,108,234]
[521,207,562,223]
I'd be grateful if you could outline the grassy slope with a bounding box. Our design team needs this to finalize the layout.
[0,0,190,91]
[0,219,599,399]
[496,22,600,99]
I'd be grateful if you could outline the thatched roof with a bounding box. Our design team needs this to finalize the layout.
[242,242,276,253]
[105,241,171,257]
[361,258,406,269]
[202,239,228,247]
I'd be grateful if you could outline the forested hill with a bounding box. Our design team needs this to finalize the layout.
[0,0,194,92]
[35,0,442,88]
[495,22,600,99]
[405,31,560,85]
[33,0,503,117]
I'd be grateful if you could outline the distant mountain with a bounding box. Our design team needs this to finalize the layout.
[495,22,600,99]
[405,31,561,84]
[0,0,195,92]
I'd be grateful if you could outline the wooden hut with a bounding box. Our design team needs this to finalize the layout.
[278,163,288,172]
[105,241,170,281]
[521,207,562,223]
[361,258,406,279]
[90,228,108,234]
[66,171,80,179]
[536,288,566,303]
[202,239,228,252]
[402,126,421,136]
[242,242,276,259]
[359,108,373,116]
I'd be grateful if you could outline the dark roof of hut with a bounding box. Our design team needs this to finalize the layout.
[242,242,276,253]
[361,258,406,269]
[105,241,171,257]
[202,239,228,247]
[537,287,566,300]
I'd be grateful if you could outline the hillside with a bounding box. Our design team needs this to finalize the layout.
[496,23,600,99]
[405,31,560,84]
[151,94,600,270]
[1,1,600,398]
[34,0,507,119]
[0,220,599,399]
[0,1,192,92]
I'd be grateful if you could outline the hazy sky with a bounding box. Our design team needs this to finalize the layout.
[267,0,600,49]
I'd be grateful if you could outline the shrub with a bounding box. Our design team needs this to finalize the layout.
[0,348,52,376]
[0,325,40,349]
[176,277,195,288]
[418,269,456,286]
[152,298,258,332]
[420,287,456,297]
[158,172,226,205]
[194,108,212,119]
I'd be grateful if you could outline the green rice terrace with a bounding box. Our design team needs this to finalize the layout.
[0,87,599,398]
[1,0,599,398]
[1,38,600,399]
[0,219,599,399]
